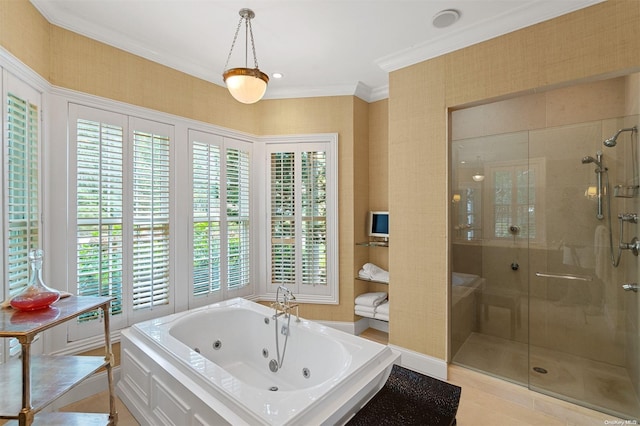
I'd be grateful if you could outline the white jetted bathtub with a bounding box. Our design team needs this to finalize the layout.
[117,298,399,425]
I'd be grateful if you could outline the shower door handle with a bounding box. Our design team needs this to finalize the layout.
[535,272,593,281]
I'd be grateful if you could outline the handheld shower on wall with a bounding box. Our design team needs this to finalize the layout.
[581,150,630,268]
[603,126,637,147]
[581,155,604,169]
[582,151,606,220]
[603,125,639,197]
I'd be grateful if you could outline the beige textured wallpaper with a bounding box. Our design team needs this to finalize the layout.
[389,0,640,359]
[4,0,640,362]
[0,0,50,77]
[0,0,364,323]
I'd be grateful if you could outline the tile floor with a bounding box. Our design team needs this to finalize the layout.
[60,364,625,426]
[56,327,633,426]
[453,332,640,420]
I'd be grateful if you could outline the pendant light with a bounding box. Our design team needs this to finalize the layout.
[223,8,269,104]
[472,156,485,182]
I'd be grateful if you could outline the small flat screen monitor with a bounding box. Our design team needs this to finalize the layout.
[368,211,389,239]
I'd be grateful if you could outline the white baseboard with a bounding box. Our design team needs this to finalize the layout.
[319,320,447,381]
[390,344,448,380]
[316,319,359,334]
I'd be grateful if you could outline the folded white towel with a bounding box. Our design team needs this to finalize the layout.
[355,292,387,307]
[376,300,389,315]
[358,268,371,280]
[354,304,376,314]
[355,309,376,318]
[363,263,386,274]
[372,271,389,283]
[361,263,390,283]
[374,312,389,321]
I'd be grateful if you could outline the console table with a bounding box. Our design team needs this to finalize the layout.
[0,296,117,425]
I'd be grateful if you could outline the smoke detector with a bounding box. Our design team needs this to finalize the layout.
[432,9,461,28]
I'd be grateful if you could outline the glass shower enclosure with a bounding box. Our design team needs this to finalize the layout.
[449,74,640,420]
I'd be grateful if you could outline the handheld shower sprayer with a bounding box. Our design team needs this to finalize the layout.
[582,151,605,220]
[581,155,603,169]
[603,126,637,147]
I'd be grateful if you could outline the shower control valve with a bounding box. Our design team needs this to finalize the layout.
[619,237,640,256]
[618,213,638,223]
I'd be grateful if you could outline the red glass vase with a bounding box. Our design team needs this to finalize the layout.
[10,249,60,311]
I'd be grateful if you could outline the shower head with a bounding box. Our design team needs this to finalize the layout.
[582,155,603,168]
[603,126,638,147]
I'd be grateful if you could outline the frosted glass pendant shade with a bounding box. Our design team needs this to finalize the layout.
[223,68,269,104]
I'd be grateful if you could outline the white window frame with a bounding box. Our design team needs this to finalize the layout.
[67,104,176,340]
[1,69,44,361]
[1,46,340,356]
[261,134,339,304]
[188,129,254,309]
[484,158,546,245]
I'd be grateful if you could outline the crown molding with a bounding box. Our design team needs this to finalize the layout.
[376,0,605,73]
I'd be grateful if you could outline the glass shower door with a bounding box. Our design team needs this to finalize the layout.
[450,131,531,386]
[528,120,640,420]
[450,75,640,420]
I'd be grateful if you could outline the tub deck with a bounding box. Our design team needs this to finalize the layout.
[117,298,399,425]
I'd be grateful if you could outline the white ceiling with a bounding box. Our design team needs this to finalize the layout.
[30,0,604,102]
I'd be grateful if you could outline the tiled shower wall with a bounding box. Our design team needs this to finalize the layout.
[451,74,640,396]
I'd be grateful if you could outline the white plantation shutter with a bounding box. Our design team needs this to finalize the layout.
[192,140,221,296]
[76,117,124,319]
[3,74,42,360]
[226,147,250,290]
[70,105,174,338]
[6,92,40,297]
[266,136,337,301]
[300,151,327,287]
[189,131,252,306]
[270,152,296,285]
[132,126,170,310]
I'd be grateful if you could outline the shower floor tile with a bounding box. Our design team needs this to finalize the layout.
[453,332,640,420]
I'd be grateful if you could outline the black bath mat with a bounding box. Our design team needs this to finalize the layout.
[347,364,461,426]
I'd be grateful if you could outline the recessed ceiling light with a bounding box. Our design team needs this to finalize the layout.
[432,9,460,29]
[272,72,284,79]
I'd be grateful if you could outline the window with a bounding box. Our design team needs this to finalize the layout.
[486,159,545,242]
[5,89,40,298]
[454,185,482,241]
[70,105,174,338]
[189,130,252,307]
[265,136,338,303]
[75,112,125,321]
[132,121,171,310]
[2,71,42,359]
